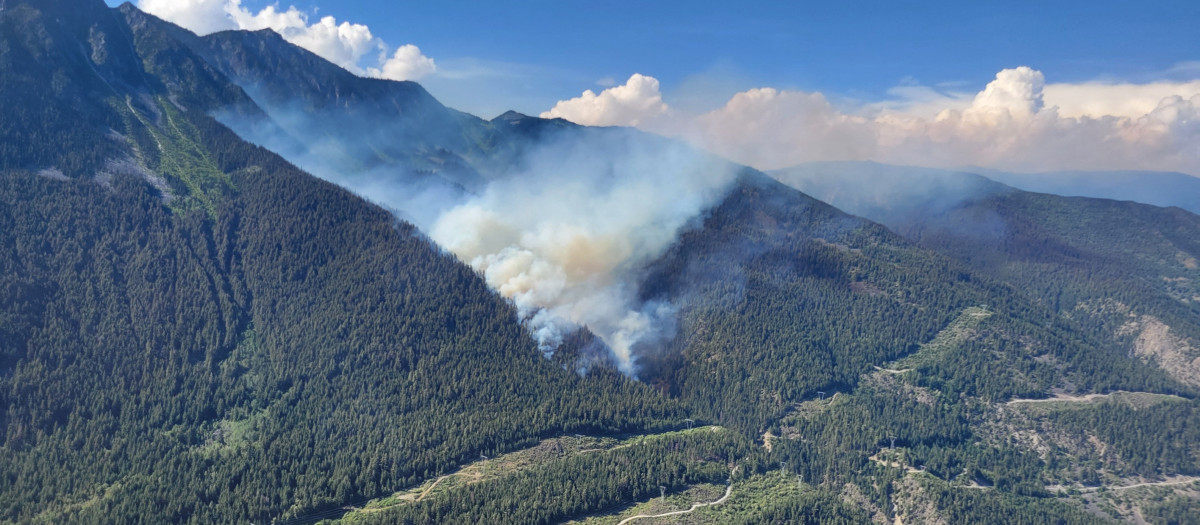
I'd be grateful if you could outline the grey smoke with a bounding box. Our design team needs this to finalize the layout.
[217,101,740,375]
[429,130,738,375]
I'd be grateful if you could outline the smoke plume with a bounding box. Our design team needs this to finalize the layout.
[428,132,738,375]
[220,99,739,375]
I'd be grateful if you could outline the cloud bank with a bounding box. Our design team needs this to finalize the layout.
[544,67,1200,176]
[136,0,436,81]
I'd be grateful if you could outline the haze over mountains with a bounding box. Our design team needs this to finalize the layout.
[781,161,1200,217]
[3,1,1200,523]
[774,162,1200,388]
[972,167,1200,216]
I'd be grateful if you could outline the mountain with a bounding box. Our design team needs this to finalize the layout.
[141,11,1187,435]
[638,170,1183,430]
[973,167,1200,216]
[122,6,596,201]
[5,1,1200,523]
[627,167,1192,524]
[112,5,494,222]
[773,161,1200,389]
[780,160,1200,215]
[0,1,683,522]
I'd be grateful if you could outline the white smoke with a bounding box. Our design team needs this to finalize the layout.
[429,133,738,375]
[968,66,1045,118]
[136,0,435,81]
[219,95,740,375]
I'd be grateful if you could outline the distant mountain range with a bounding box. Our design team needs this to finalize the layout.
[972,167,1200,215]
[782,161,1200,216]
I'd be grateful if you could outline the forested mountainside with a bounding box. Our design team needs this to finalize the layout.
[774,162,1200,389]
[4,1,1200,523]
[348,171,1200,525]
[637,170,1183,435]
[0,1,680,522]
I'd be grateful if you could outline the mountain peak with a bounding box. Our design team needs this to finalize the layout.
[492,109,530,122]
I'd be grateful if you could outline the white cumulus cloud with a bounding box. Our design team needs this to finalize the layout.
[136,0,434,80]
[137,0,237,35]
[967,66,1045,118]
[543,66,1200,176]
[369,44,437,81]
[873,68,1200,174]
[540,74,668,127]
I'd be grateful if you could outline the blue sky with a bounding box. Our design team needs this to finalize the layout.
[110,0,1200,117]
[112,0,1200,175]
[394,0,1198,108]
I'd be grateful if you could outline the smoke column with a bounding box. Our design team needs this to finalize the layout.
[429,131,738,375]
[220,103,739,375]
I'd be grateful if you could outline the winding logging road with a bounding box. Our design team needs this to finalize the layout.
[614,483,734,525]
[1005,391,1185,405]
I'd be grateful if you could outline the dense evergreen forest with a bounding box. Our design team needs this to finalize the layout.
[638,173,1182,436]
[774,164,1200,386]
[4,1,1199,523]
[0,1,682,522]
[905,192,1200,348]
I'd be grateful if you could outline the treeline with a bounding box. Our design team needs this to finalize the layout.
[908,443,1049,497]
[1143,496,1200,525]
[766,387,970,511]
[909,312,1180,402]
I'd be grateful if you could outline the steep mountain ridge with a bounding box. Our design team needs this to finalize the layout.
[0,0,149,176]
[119,4,498,195]
[0,1,682,522]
